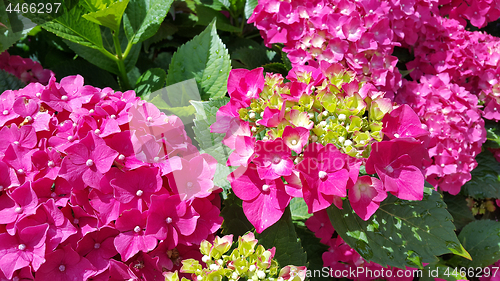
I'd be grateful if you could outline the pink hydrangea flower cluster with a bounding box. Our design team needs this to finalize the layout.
[248,0,409,96]
[0,51,53,85]
[305,210,416,281]
[212,64,429,232]
[404,16,500,121]
[396,73,486,194]
[0,75,222,280]
[438,0,500,28]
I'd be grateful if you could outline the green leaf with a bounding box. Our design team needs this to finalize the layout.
[244,0,258,19]
[220,192,254,237]
[42,3,103,48]
[263,62,288,76]
[122,0,173,44]
[327,188,471,269]
[135,68,166,98]
[166,19,231,100]
[231,45,270,69]
[195,5,241,33]
[200,0,230,11]
[0,69,25,92]
[143,22,178,51]
[82,0,130,31]
[443,193,474,231]
[191,97,232,163]
[485,120,500,149]
[295,225,329,279]
[0,2,34,52]
[256,207,308,267]
[462,150,500,199]
[281,51,292,71]
[453,220,500,268]
[64,28,141,75]
[290,198,313,222]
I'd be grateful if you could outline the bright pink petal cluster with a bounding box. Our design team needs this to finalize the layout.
[0,75,222,280]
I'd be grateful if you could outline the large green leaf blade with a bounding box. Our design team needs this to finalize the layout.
[256,207,308,267]
[82,0,130,31]
[462,150,500,199]
[42,4,103,48]
[244,0,258,19]
[166,20,231,100]
[327,188,470,269]
[443,193,474,231]
[134,68,166,97]
[454,220,500,268]
[122,0,173,44]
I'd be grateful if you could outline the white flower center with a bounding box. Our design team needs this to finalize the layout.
[272,156,281,164]
[36,93,41,97]
[394,133,400,138]
[186,182,193,188]
[61,95,68,101]
[118,154,125,161]
[13,141,19,145]
[86,159,94,167]
[147,116,153,122]
[262,184,270,192]
[110,114,116,119]
[94,129,101,135]
[2,110,8,115]
[59,265,66,272]
[166,217,173,224]
[136,190,143,196]
[386,165,394,173]
[89,109,94,114]
[440,163,445,167]
[17,169,24,174]
[257,270,266,279]
[67,136,74,141]
[338,136,345,143]
[133,226,141,233]
[291,139,298,146]
[47,161,55,168]
[338,114,346,120]
[249,112,256,119]
[18,244,26,251]
[319,171,327,179]
[153,156,160,163]
[94,243,100,249]
[249,264,256,272]
[344,140,353,146]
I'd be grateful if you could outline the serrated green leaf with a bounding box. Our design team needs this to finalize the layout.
[281,51,292,71]
[82,0,130,31]
[195,5,241,33]
[327,189,470,269]
[462,150,500,199]
[244,0,258,19]
[122,0,173,44]
[290,198,313,222]
[0,2,35,52]
[42,3,103,48]
[220,192,254,237]
[295,225,329,279]
[166,19,231,100]
[443,193,474,231]
[256,207,308,267]
[135,68,166,98]
[0,69,25,92]
[453,220,500,268]
[213,163,235,199]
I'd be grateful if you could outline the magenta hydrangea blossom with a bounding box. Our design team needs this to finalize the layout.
[0,51,53,84]
[348,176,387,221]
[0,74,222,279]
[230,163,291,233]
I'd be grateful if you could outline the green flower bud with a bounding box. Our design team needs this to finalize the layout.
[181,259,202,274]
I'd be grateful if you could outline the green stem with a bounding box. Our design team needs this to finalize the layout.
[112,29,131,90]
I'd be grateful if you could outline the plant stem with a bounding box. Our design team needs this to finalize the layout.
[112,29,131,90]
